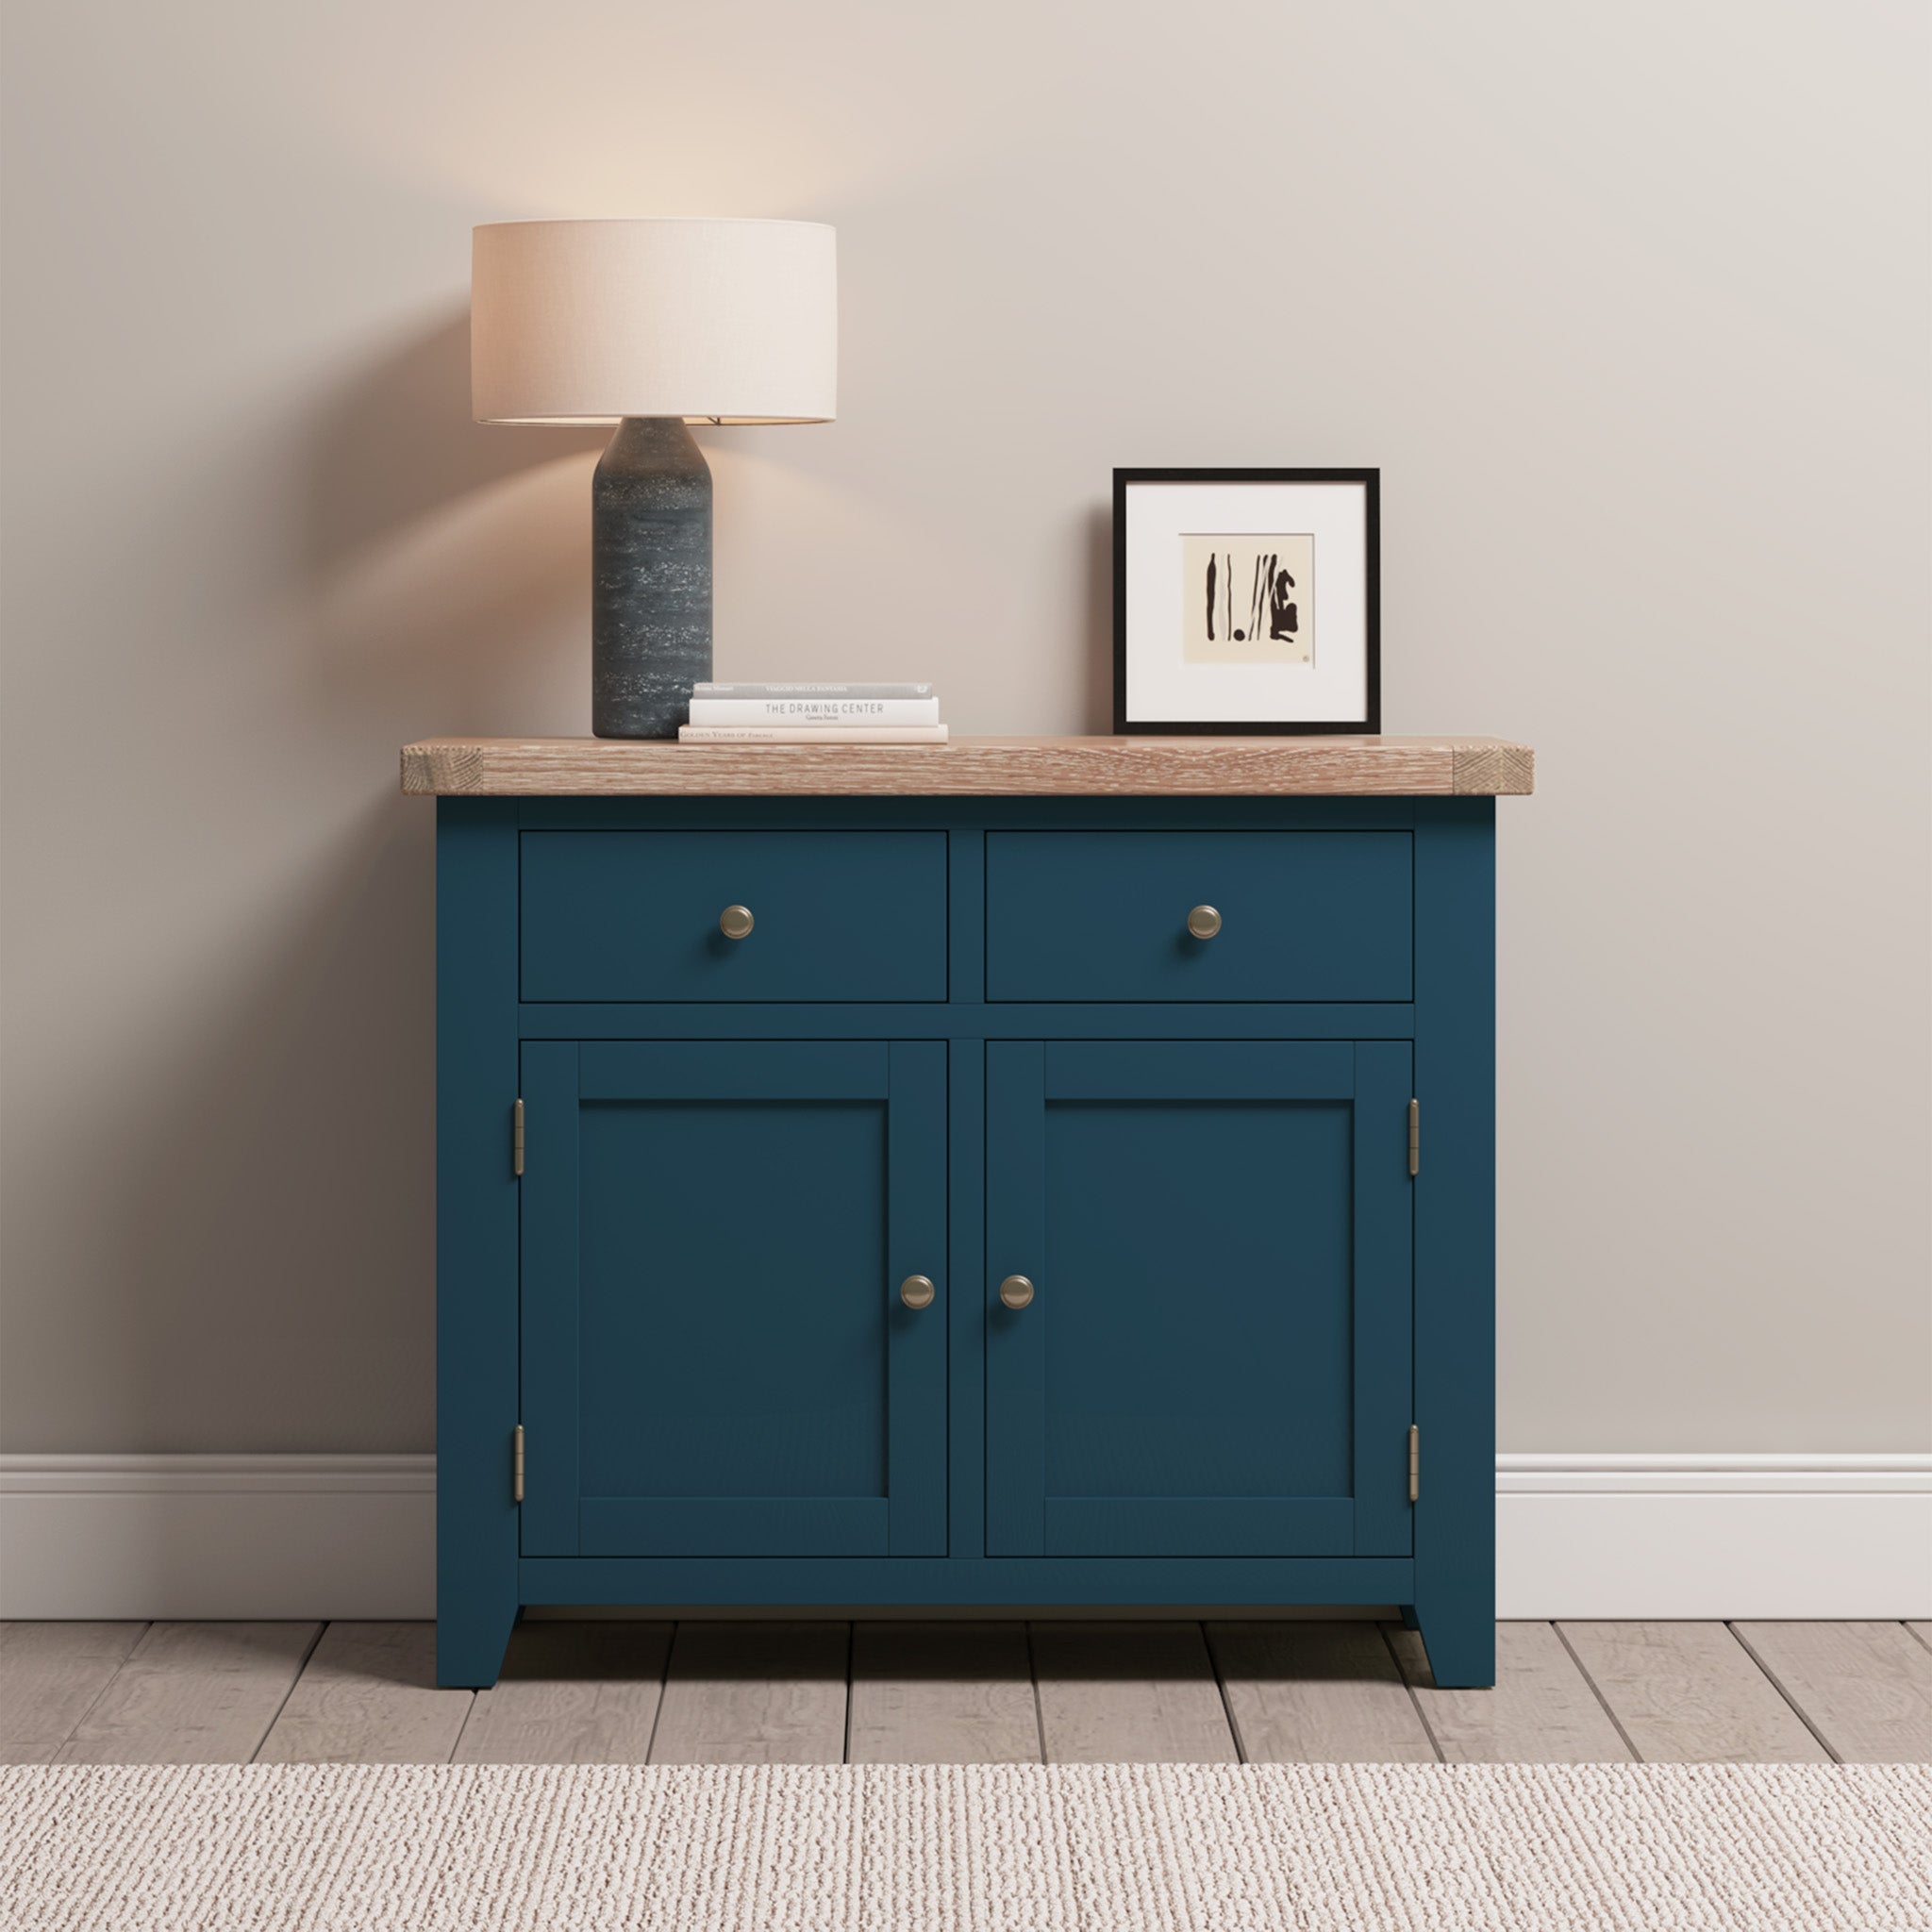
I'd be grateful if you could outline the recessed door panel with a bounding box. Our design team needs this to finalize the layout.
[1043,1094,1353,1501]
[579,1097,887,1504]
[986,1040,1412,1558]
[520,1040,947,1558]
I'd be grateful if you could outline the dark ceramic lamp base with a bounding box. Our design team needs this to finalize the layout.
[591,416,712,739]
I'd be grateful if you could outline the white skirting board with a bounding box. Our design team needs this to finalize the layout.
[1494,1454,1932,1619]
[1,1453,1927,1621]
[0,1457,436,1622]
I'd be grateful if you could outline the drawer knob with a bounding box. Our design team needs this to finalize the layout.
[1187,905,1222,940]
[899,1274,937,1310]
[719,904,755,941]
[998,1274,1035,1310]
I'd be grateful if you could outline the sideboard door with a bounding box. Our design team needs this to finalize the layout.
[519,1039,947,1558]
[985,1040,1413,1558]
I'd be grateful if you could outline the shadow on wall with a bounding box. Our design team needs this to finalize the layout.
[307,314,607,573]
[303,310,608,724]
[1080,503,1112,733]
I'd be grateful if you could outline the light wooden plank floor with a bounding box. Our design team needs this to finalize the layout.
[1208,1621,1435,1763]
[1733,1620,1932,1762]
[8,1620,1929,1766]
[648,1621,850,1764]
[1031,1621,1237,1763]
[0,1623,148,1764]
[1557,1621,1829,1763]
[1388,1621,1634,1761]
[455,1621,672,1765]
[847,1621,1040,1764]
[55,1622,320,1765]
[256,1623,471,1764]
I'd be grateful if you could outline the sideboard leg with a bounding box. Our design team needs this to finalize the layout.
[1412,801,1498,1695]
[1411,1597,1494,1689]
[435,798,523,1693]
[437,1596,520,1690]
[1398,1604,1421,1630]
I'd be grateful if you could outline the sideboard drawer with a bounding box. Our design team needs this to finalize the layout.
[521,831,947,1002]
[985,831,1412,1002]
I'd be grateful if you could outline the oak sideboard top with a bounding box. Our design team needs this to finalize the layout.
[400,734,1535,798]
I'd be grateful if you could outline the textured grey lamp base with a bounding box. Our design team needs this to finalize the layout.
[591,417,712,739]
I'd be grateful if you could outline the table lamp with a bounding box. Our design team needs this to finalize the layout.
[471,218,838,738]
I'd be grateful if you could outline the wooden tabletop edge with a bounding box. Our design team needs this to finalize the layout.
[400,735,1535,798]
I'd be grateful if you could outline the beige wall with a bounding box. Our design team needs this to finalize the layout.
[2,0,1926,1455]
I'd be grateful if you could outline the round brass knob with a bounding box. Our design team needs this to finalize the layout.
[899,1274,936,1310]
[998,1274,1035,1310]
[719,905,755,941]
[1187,905,1222,940]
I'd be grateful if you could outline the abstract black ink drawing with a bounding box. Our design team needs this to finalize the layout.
[1180,533,1313,666]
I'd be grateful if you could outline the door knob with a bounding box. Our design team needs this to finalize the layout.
[719,904,755,940]
[998,1274,1035,1310]
[1187,905,1222,940]
[899,1274,936,1310]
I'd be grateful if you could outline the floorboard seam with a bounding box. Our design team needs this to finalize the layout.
[1378,1622,1444,1762]
[249,1622,328,1765]
[840,1623,855,1765]
[1552,1622,1643,1762]
[1024,1623,1048,1765]
[44,1622,152,1764]
[1725,1623,1843,1765]
[641,1622,676,1766]
[1904,1621,1932,1660]
[1199,1624,1248,1764]
[444,1686,482,1764]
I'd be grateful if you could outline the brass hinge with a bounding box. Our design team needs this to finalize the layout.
[1407,1424,1420,1504]
[1407,1098,1420,1177]
[512,1424,525,1504]
[512,1098,525,1177]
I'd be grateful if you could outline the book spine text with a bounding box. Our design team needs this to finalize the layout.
[687,698,941,726]
[678,724,950,743]
[691,682,936,701]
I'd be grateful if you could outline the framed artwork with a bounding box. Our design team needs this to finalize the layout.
[1112,468,1379,735]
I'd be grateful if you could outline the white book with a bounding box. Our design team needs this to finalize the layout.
[678,724,950,744]
[692,682,936,700]
[687,697,941,726]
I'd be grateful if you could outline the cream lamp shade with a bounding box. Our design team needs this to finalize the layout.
[471,218,837,425]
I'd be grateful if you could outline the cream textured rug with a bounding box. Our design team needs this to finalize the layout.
[3,1762,1926,1930]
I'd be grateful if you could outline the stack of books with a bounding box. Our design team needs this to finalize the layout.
[678,682,946,745]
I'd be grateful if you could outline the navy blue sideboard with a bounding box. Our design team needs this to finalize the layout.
[407,734,1532,1689]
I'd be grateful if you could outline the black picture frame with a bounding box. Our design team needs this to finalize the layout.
[1112,467,1380,735]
